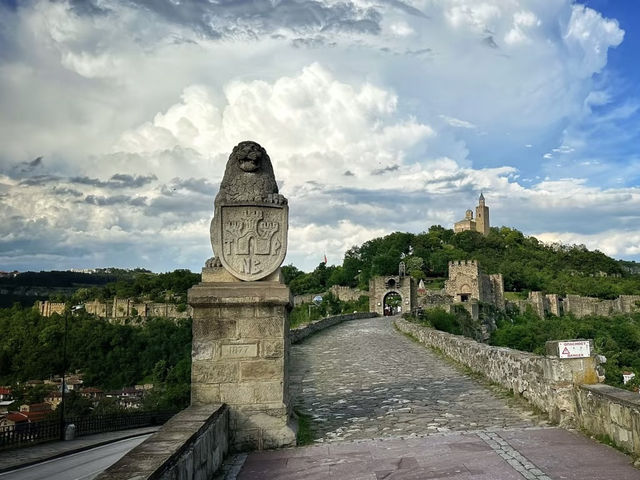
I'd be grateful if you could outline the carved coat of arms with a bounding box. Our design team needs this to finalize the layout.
[211,204,288,281]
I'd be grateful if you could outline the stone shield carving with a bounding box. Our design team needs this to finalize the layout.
[211,204,288,281]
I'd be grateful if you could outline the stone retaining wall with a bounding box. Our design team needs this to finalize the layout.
[290,312,377,344]
[576,384,640,456]
[96,404,228,479]
[394,319,598,425]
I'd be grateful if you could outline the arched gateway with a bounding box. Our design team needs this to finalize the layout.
[369,263,417,316]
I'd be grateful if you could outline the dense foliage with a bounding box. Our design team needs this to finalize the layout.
[0,305,191,410]
[285,226,639,298]
[0,269,200,307]
[65,269,201,305]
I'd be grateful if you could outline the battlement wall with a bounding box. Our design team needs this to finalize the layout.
[83,297,192,321]
[35,301,66,317]
[448,260,478,267]
[512,292,640,319]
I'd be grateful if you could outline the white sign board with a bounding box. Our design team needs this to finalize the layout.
[558,340,590,359]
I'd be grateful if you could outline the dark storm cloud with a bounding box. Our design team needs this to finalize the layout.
[27,156,43,168]
[71,173,157,189]
[12,156,45,176]
[109,173,158,188]
[85,194,147,206]
[372,164,400,175]
[0,215,91,258]
[18,175,61,186]
[51,186,83,197]
[126,0,382,39]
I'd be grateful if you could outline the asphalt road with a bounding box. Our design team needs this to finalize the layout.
[0,434,151,480]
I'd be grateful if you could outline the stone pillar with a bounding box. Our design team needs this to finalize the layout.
[188,271,296,451]
[188,141,296,452]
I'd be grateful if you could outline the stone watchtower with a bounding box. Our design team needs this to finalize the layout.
[475,193,489,235]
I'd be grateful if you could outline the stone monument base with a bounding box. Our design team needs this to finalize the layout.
[188,269,296,451]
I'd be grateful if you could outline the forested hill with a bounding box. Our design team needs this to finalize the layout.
[0,269,200,307]
[284,226,640,299]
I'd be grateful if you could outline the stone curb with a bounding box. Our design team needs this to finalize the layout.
[0,427,159,474]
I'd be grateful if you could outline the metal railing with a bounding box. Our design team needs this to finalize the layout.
[0,410,176,451]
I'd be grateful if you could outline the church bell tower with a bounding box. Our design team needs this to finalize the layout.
[475,193,490,236]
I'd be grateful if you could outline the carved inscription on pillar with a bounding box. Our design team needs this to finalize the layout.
[221,343,258,358]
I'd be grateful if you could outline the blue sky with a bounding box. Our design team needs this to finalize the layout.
[0,0,639,273]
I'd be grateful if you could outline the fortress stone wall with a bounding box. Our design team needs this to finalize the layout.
[293,285,368,307]
[84,297,192,321]
[35,301,66,317]
[510,292,640,318]
[329,285,367,302]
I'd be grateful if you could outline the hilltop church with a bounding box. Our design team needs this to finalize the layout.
[454,193,490,235]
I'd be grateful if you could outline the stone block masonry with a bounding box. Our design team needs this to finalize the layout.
[96,404,228,479]
[35,300,65,317]
[575,384,640,457]
[188,277,296,452]
[394,319,600,425]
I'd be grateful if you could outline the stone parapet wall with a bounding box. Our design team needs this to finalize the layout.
[290,312,378,344]
[394,319,598,425]
[575,384,640,456]
[329,285,368,302]
[96,404,229,479]
[293,286,369,307]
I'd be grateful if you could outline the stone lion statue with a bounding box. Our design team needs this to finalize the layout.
[206,141,287,268]
[214,140,287,207]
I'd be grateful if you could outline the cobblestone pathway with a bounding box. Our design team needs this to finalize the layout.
[290,315,543,442]
[228,315,640,479]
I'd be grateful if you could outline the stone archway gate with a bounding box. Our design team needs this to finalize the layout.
[369,273,417,316]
